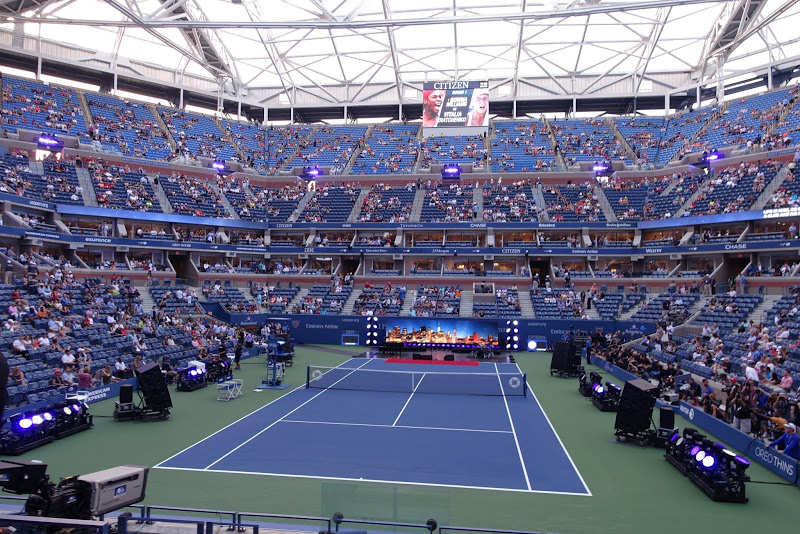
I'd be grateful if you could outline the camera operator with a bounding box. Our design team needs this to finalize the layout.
[679,376,702,405]
[730,393,753,434]
[702,391,725,420]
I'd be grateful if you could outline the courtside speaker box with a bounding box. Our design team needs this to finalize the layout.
[550,342,570,371]
[659,406,675,430]
[614,379,658,434]
[413,353,424,360]
[444,354,455,361]
[119,384,133,405]
[136,362,173,411]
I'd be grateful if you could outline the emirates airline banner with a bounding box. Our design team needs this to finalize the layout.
[422,81,490,127]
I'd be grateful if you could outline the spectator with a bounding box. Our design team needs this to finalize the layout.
[766,423,800,459]
[77,365,94,389]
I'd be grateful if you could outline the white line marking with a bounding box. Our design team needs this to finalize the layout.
[392,373,424,426]
[153,465,591,497]
[154,385,305,468]
[525,380,593,496]
[203,359,372,470]
[281,419,512,434]
[496,362,532,491]
[155,358,368,468]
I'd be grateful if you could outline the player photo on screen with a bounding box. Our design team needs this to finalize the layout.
[422,89,446,127]
[465,90,490,126]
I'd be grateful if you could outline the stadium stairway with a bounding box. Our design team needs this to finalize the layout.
[278,126,318,175]
[674,178,712,217]
[209,181,240,219]
[150,104,177,150]
[76,91,94,133]
[285,285,309,311]
[343,288,362,315]
[136,286,157,315]
[751,164,790,210]
[459,289,473,317]
[211,116,249,163]
[669,106,724,165]
[473,187,484,221]
[745,293,783,323]
[241,179,255,197]
[594,186,617,221]
[400,288,417,315]
[347,188,371,222]
[541,117,565,168]
[152,178,174,214]
[343,126,371,175]
[583,304,602,320]
[76,167,99,207]
[29,160,44,175]
[409,188,426,222]
[518,291,535,317]
[608,119,639,164]
[288,189,314,222]
[532,185,548,221]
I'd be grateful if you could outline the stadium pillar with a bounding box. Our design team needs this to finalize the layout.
[767,65,773,90]
[113,72,118,94]
[179,88,184,109]
[36,56,42,80]
[263,107,268,125]
[664,94,669,117]
[696,85,701,109]
[513,100,517,119]
[291,107,294,123]
[238,101,242,121]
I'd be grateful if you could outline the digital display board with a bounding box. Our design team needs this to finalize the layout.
[422,81,490,127]
[385,318,498,346]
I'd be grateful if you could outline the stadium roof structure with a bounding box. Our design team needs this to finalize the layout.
[1,0,800,120]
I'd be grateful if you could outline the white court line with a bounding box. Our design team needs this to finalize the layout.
[524,380,593,496]
[281,418,513,434]
[392,373,424,426]
[154,465,591,497]
[154,384,306,468]
[495,362,532,491]
[203,359,372,470]
[154,358,368,468]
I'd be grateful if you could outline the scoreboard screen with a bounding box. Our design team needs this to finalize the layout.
[422,81,489,128]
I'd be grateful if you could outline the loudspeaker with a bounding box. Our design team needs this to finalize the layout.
[659,406,675,430]
[550,342,570,370]
[119,384,133,405]
[444,354,455,361]
[551,341,579,375]
[413,353,424,360]
[136,362,173,411]
[614,379,658,434]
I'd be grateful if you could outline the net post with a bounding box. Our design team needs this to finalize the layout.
[306,365,310,388]
[523,374,527,397]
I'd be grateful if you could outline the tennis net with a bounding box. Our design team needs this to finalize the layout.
[305,365,527,397]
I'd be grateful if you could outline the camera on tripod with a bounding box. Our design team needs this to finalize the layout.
[0,461,148,520]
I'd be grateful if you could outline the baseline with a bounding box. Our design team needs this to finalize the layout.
[203,359,372,470]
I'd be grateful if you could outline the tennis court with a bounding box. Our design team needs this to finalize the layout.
[155,358,590,495]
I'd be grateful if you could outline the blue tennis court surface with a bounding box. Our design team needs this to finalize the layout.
[155,359,590,495]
